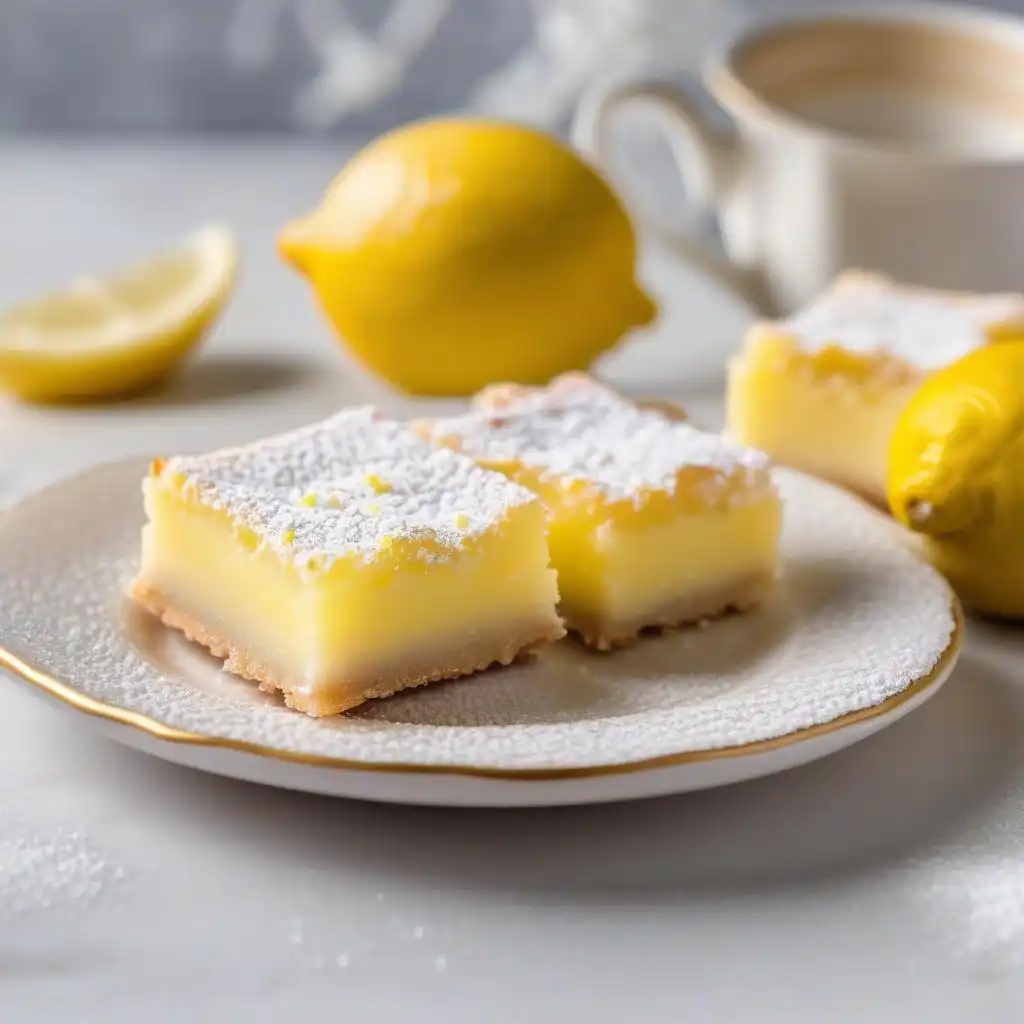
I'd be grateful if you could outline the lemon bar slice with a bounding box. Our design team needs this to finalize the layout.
[418,374,781,649]
[131,409,564,716]
[727,271,1024,504]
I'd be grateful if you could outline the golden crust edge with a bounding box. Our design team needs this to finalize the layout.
[130,579,565,717]
[566,571,776,651]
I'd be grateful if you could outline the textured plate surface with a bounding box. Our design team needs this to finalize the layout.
[0,458,959,804]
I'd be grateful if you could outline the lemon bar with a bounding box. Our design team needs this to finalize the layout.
[418,374,781,649]
[131,409,564,716]
[727,271,1024,504]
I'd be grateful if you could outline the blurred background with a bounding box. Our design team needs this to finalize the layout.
[4,0,1024,413]
[5,0,749,135]
[1,0,1021,138]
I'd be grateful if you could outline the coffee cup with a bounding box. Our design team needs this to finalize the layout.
[572,4,1024,316]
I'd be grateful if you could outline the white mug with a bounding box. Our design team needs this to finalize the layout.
[572,4,1024,317]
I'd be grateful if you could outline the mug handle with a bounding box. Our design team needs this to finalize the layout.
[571,77,773,316]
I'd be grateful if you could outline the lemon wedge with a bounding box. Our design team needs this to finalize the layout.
[0,225,238,403]
[279,118,655,396]
[888,341,1024,618]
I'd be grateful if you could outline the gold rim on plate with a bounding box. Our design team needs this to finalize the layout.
[0,603,962,782]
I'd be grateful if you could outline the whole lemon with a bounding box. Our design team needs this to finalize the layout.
[278,118,655,395]
[888,341,1024,618]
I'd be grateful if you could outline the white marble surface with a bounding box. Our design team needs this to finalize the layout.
[3,142,1024,1022]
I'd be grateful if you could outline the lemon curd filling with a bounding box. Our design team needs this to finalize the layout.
[132,410,563,716]
[419,374,781,649]
[727,272,1024,504]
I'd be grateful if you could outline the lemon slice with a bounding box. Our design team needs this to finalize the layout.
[0,225,238,403]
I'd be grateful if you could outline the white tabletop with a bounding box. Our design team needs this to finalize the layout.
[3,142,1024,1023]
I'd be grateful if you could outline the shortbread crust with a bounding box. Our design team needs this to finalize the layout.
[132,581,562,716]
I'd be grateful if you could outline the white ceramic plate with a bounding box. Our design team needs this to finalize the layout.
[0,458,960,807]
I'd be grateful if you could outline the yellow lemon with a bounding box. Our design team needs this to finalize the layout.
[0,225,237,404]
[278,118,655,395]
[887,341,1024,617]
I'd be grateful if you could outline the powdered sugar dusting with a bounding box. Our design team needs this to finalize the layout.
[781,273,1024,370]
[150,408,536,566]
[0,825,128,918]
[423,375,774,505]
